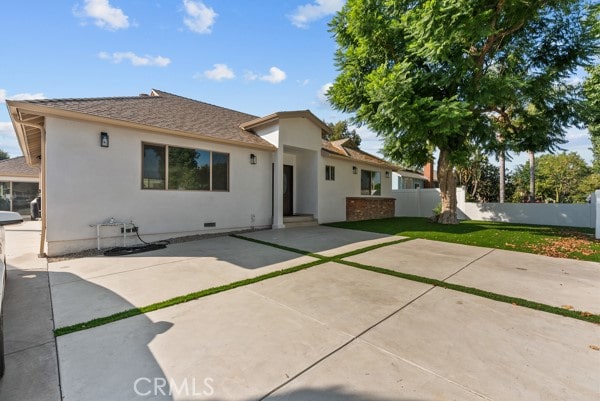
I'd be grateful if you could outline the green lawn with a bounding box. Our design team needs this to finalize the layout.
[327,217,599,262]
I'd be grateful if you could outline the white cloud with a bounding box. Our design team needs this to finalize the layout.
[0,89,45,104]
[203,64,235,81]
[98,51,171,67]
[183,0,217,34]
[77,0,130,30]
[244,71,258,81]
[290,0,344,28]
[298,79,310,86]
[259,67,287,84]
[317,82,332,103]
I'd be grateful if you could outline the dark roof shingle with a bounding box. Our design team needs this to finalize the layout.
[23,89,272,148]
[0,157,40,177]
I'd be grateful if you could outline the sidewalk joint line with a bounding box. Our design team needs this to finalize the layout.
[441,248,496,282]
[260,285,436,400]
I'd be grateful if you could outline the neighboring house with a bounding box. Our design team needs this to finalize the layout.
[0,157,39,215]
[7,89,396,256]
[392,169,428,190]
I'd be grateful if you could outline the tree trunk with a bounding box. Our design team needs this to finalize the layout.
[499,149,505,203]
[528,151,535,203]
[435,148,458,224]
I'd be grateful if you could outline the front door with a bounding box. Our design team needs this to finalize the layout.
[283,165,293,216]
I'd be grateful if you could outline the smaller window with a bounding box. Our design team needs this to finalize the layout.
[325,165,335,181]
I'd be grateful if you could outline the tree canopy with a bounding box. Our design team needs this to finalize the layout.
[328,0,597,223]
[0,149,9,160]
[511,152,594,203]
[324,120,362,146]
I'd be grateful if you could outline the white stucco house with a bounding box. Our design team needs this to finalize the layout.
[7,89,397,256]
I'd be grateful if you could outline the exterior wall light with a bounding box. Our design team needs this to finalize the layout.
[385,171,390,178]
[100,132,109,148]
[352,166,358,174]
[250,153,257,165]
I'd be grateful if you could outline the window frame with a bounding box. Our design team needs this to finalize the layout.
[141,142,230,192]
[141,143,167,190]
[325,165,335,181]
[360,169,381,196]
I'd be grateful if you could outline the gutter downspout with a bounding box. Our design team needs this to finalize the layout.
[14,119,47,257]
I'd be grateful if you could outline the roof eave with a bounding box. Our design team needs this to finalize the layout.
[6,101,40,166]
[321,148,397,171]
[7,101,277,152]
[241,110,332,135]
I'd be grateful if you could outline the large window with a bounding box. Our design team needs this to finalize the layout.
[142,143,229,191]
[361,170,381,195]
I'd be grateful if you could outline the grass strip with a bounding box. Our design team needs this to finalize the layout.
[338,259,600,324]
[231,234,327,259]
[54,258,327,337]
[331,238,414,260]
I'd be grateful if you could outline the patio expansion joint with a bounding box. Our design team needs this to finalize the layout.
[441,248,497,282]
[3,339,56,357]
[243,287,333,331]
[259,284,438,400]
[357,337,496,401]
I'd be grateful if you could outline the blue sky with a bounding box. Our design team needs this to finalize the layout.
[0,0,593,170]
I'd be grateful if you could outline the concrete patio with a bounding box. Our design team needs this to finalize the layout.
[1,222,599,400]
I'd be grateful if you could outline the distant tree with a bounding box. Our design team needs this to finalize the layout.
[456,150,500,202]
[576,173,600,202]
[0,149,9,160]
[324,120,362,147]
[512,152,592,203]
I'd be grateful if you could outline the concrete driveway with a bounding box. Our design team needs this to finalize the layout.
[1,223,599,400]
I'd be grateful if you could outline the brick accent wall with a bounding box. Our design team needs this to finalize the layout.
[346,197,395,221]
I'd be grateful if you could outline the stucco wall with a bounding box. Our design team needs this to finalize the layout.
[44,117,273,255]
[318,155,393,224]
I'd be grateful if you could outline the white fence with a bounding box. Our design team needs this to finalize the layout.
[392,188,600,237]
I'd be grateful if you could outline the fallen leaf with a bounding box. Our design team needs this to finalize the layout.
[581,311,593,317]
[561,305,574,310]
[589,345,600,351]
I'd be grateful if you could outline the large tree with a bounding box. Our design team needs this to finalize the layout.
[328,0,597,223]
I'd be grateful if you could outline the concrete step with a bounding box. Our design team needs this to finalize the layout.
[283,214,318,227]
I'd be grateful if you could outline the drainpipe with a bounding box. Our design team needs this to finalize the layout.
[14,119,47,257]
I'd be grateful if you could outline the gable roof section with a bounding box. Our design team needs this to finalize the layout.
[7,89,275,155]
[322,139,397,171]
[240,110,332,135]
[0,156,40,178]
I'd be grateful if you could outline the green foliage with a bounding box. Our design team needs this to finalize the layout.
[456,150,502,202]
[324,120,362,146]
[582,63,600,173]
[328,0,597,220]
[511,152,592,203]
[0,149,9,160]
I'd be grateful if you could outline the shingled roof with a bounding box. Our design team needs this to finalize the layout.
[9,89,394,169]
[14,89,272,149]
[322,138,397,170]
[0,156,40,178]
